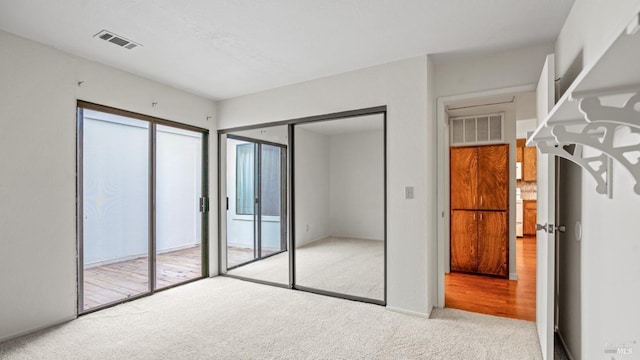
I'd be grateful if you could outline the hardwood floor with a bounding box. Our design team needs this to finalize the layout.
[445,236,536,321]
[83,245,202,310]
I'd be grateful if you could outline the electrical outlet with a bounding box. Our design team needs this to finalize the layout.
[405,186,414,199]
[306,224,310,232]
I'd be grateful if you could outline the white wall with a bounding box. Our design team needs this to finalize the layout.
[0,30,216,342]
[329,130,384,241]
[156,127,203,252]
[516,119,538,139]
[218,56,432,315]
[83,114,203,266]
[294,127,331,247]
[433,43,555,98]
[83,114,150,265]
[516,92,538,139]
[426,57,438,311]
[554,1,640,358]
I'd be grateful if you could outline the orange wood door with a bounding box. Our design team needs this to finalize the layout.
[516,138,525,163]
[523,147,537,181]
[451,210,477,272]
[477,211,508,277]
[450,147,477,210]
[524,200,537,236]
[477,144,508,211]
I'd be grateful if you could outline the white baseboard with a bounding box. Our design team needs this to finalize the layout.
[386,306,431,319]
[1,315,76,343]
[509,272,518,281]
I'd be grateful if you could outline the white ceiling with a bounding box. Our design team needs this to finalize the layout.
[0,0,574,100]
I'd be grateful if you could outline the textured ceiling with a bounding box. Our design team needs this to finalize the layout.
[0,0,574,100]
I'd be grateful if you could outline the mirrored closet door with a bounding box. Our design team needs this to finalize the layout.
[220,125,289,286]
[293,113,385,303]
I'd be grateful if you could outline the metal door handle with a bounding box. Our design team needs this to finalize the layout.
[536,223,566,234]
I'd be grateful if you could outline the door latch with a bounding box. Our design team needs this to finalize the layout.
[536,223,566,234]
[536,223,548,232]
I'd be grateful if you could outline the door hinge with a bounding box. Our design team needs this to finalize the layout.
[199,197,209,213]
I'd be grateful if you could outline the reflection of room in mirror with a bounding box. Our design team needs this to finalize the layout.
[294,114,385,302]
[223,125,289,286]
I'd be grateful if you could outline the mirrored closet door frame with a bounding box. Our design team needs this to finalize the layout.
[218,106,387,306]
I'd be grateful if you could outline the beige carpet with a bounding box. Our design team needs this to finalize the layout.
[0,277,541,359]
[227,237,384,300]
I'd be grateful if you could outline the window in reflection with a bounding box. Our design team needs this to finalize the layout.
[223,126,289,285]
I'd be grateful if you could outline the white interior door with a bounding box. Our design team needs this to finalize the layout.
[535,54,556,360]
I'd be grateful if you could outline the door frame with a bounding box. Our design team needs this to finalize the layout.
[217,106,387,306]
[436,84,535,307]
[76,101,210,315]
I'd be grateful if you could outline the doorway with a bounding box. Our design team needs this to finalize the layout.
[438,89,538,321]
[77,102,208,313]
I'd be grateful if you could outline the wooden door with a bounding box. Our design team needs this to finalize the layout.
[477,211,508,277]
[450,147,477,209]
[477,144,508,210]
[523,147,537,181]
[524,200,537,236]
[450,210,477,272]
[516,139,525,162]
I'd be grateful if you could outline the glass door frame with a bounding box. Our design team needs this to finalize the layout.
[222,134,288,271]
[76,101,209,315]
[218,106,387,305]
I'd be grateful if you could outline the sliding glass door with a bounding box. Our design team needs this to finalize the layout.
[226,138,258,268]
[155,125,204,290]
[259,144,286,258]
[221,127,288,285]
[78,103,208,313]
[81,110,151,310]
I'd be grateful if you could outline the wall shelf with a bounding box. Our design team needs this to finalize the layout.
[528,12,640,196]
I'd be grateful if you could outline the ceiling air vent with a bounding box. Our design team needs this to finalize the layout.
[94,30,141,50]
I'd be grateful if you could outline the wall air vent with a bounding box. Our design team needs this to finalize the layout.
[94,30,141,50]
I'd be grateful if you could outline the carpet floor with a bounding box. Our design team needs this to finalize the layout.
[228,237,384,301]
[0,277,541,359]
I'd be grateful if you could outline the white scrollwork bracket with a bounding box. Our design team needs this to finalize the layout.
[579,92,640,127]
[552,122,640,194]
[537,140,610,195]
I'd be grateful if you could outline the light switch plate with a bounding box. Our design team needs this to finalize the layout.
[405,186,414,199]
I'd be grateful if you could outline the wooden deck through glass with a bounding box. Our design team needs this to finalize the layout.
[82,245,202,310]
